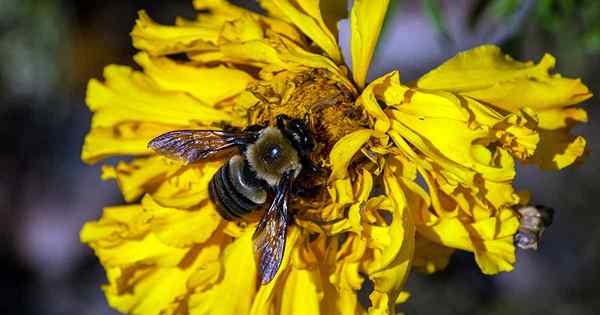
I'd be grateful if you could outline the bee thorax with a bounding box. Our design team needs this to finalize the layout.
[245,127,302,187]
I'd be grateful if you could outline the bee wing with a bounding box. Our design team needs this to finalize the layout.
[252,171,293,284]
[148,130,257,164]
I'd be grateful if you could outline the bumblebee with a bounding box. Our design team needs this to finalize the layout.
[514,205,554,250]
[148,114,315,284]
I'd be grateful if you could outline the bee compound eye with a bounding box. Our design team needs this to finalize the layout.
[262,144,282,164]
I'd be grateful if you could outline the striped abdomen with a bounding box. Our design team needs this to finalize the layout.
[209,155,267,220]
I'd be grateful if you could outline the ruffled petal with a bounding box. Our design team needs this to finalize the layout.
[188,229,258,315]
[266,0,343,63]
[329,129,373,181]
[416,45,592,110]
[101,157,181,202]
[81,122,173,164]
[415,207,519,274]
[131,10,218,56]
[81,203,228,315]
[86,65,231,128]
[141,195,222,248]
[350,0,390,88]
[365,162,414,310]
[414,45,591,171]
[134,52,254,106]
[278,267,323,315]
[83,64,234,164]
[193,0,305,43]
[388,91,515,183]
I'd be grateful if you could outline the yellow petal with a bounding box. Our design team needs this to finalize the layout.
[151,161,222,209]
[389,91,515,182]
[329,129,373,181]
[278,267,323,315]
[104,244,221,315]
[366,163,415,309]
[86,65,231,129]
[491,109,540,160]
[350,0,390,88]
[368,291,391,315]
[189,229,258,315]
[537,107,588,130]
[81,205,187,268]
[329,170,374,234]
[131,11,217,56]
[104,265,189,315]
[356,71,397,132]
[416,45,592,112]
[80,205,151,244]
[101,156,180,202]
[134,52,253,106]
[142,195,222,248]
[269,0,343,63]
[194,0,305,43]
[415,208,519,274]
[81,122,173,164]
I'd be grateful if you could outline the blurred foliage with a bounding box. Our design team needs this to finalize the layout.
[422,0,451,42]
[491,0,599,53]
[0,0,65,101]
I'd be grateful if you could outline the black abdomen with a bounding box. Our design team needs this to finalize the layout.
[209,155,267,220]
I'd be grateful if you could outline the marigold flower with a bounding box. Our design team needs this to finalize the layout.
[80,1,592,314]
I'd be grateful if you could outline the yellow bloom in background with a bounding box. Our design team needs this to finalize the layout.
[80,1,592,314]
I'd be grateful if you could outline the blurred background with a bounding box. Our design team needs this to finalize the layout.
[0,0,597,314]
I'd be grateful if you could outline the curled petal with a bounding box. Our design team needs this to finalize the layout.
[329,129,373,181]
[267,0,343,63]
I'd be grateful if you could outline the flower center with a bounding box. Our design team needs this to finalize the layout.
[242,69,366,207]
[248,69,367,165]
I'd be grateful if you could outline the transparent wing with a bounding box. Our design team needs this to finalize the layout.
[148,130,257,164]
[252,171,293,284]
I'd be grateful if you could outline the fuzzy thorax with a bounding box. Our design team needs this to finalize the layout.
[245,127,301,187]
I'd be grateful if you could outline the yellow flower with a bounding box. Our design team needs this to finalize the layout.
[80,1,592,314]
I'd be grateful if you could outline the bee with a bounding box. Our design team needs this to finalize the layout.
[514,205,554,250]
[148,114,315,284]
